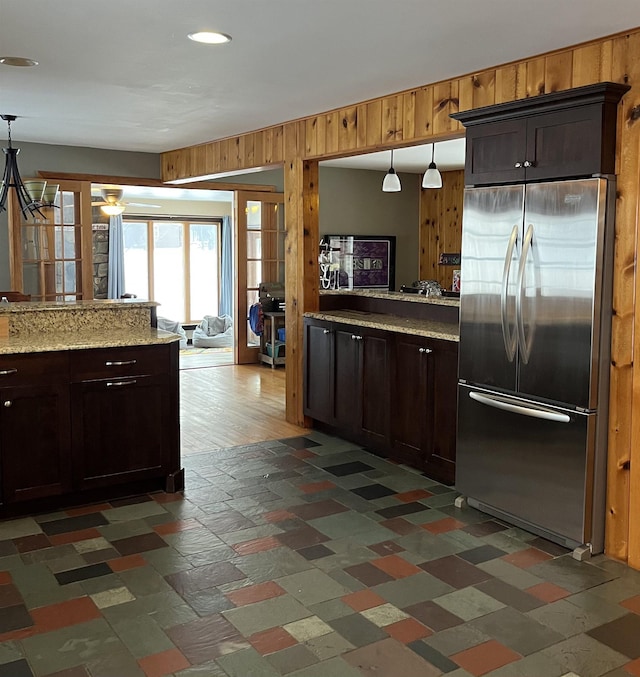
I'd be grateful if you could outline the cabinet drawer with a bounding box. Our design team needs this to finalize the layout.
[70,344,171,381]
[0,352,69,386]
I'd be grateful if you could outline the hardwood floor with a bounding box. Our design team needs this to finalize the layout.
[180,364,307,454]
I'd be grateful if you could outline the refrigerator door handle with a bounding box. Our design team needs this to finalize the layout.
[469,391,571,423]
[516,223,535,364]
[500,225,519,362]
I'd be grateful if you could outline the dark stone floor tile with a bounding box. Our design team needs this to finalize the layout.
[44,667,90,677]
[297,544,334,561]
[288,499,349,521]
[376,502,430,519]
[403,601,464,631]
[40,513,109,536]
[587,613,640,658]
[407,640,459,673]
[12,534,52,553]
[0,583,24,609]
[0,539,18,557]
[165,560,246,595]
[279,436,321,449]
[0,659,34,677]
[475,578,544,612]
[351,484,396,501]
[277,526,330,550]
[0,604,34,633]
[111,531,169,556]
[457,545,507,565]
[324,461,374,477]
[344,561,394,587]
[328,613,387,647]
[54,562,112,585]
[462,521,508,537]
[529,536,571,557]
[109,494,152,507]
[419,555,493,589]
[167,613,250,663]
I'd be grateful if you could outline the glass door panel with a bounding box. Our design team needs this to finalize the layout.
[12,178,92,301]
[189,223,220,322]
[153,222,185,321]
[235,191,285,364]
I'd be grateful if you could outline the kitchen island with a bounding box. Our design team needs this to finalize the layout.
[304,290,459,484]
[0,300,183,517]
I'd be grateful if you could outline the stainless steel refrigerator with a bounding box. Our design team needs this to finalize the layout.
[456,178,615,556]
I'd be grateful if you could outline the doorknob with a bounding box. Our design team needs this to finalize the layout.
[3,400,12,407]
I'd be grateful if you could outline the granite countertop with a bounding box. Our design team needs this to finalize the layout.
[305,309,459,342]
[0,328,180,355]
[320,289,460,307]
[0,299,159,314]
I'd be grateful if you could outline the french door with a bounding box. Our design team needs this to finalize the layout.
[235,191,285,364]
[10,179,93,300]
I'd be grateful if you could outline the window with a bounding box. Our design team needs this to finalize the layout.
[122,219,222,323]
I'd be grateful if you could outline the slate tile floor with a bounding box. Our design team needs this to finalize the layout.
[1,433,640,676]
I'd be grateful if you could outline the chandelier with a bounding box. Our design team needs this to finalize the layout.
[0,114,58,218]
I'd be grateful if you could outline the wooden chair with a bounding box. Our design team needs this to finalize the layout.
[0,291,31,302]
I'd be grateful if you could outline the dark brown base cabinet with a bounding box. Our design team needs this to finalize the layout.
[0,343,182,516]
[304,318,457,484]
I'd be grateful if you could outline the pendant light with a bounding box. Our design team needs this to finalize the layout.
[0,114,58,217]
[382,149,401,192]
[422,144,442,189]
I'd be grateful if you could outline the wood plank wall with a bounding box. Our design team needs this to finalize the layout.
[162,28,640,568]
[419,170,464,289]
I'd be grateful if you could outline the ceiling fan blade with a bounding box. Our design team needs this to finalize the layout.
[126,202,162,208]
[91,201,108,206]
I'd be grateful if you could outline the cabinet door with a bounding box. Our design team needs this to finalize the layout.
[0,384,71,502]
[71,374,171,490]
[525,105,605,181]
[425,339,458,485]
[391,334,433,468]
[359,330,391,448]
[333,326,362,432]
[465,118,527,185]
[303,320,334,423]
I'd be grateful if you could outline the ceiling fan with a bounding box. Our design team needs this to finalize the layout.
[91,186,161,215]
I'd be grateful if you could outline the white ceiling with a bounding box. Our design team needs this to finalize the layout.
[2,1,640,157]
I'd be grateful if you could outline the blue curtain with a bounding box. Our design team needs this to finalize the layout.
[107,214,125,299]
[219,215,233,316]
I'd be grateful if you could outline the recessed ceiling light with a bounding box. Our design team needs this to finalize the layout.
[188,31,231,45]
[0,56,39,67]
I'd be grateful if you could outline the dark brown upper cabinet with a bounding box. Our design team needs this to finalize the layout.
[451,82,630,186]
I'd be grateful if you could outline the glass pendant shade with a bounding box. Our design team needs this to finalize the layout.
[382,150,401,192]
[23,179,46,202]
[41,183,59,205]
[422,145,442,189]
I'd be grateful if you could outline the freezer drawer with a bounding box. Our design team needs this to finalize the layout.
[456,384,598,549]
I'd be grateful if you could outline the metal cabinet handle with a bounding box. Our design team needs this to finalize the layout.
[107,379,137,387]
[105,360,137,366]
[0,368,18,376]
[3,400,12,407]
[514,162,522,168]
[323,329,331,335]
[523,160,534,168]
[351,334,363,341]
[418,347,433,354]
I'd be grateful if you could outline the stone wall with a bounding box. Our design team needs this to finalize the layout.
[92,207,109,299]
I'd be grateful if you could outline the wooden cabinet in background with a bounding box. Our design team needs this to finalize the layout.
[453,82,629,186]
[303,317,456,484]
